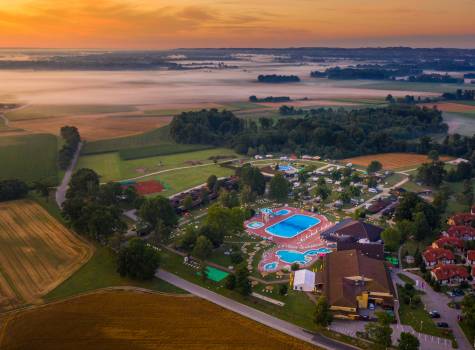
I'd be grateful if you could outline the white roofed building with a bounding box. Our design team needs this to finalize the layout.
[292,269,315,292]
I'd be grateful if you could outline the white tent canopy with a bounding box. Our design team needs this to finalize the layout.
[293,269,315,292]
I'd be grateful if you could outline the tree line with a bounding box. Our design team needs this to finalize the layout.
[58,126,81,170]
[257,74,300,83]
[169,105,448,159]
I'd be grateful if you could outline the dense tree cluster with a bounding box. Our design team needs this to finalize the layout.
[58,126,81,170]
[170,106,448,159]
[279,105,305,115]
[0,179,29,202]
[407,73,463,84]
[310,66,422,80]
[257,74,300,83]
[249,95,291,103]
[169,109,244,145]
[442,89,475,101]
[117,238,160,280]
[62,169,137,241]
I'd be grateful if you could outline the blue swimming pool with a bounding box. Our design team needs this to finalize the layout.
[278,165,296,172]
[276,248,332,264]
[265,214,320,238]
[247,221,264,229]
[274,209,290,216]
[263,262,278,271]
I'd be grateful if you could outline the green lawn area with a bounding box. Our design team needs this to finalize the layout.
[0,133,59,184]
[6,104,137,121]
[45,245,185,302]
[77,148,238,182]
[152,164,235,196]
[159,248,316,330]
[460,320,474,345]
[384,173,407,187]
[397,285,451,339]
[401,180,427,193]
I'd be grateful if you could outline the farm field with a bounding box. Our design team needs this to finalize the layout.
[0,200,93,311]
[5,104,138,121]
[443,112,475,136]
[352,80,467,93]
[0,290,321,350]
[419,102,475,113]
[0,133,58,184]
[343,153,452,170]
[77,148,239,182]
[11,113,172,141]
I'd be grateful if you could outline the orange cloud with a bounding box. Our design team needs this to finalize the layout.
[0,0,474,48]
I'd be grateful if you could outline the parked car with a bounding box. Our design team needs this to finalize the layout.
[429,311,440,318]
[437,322,449,328]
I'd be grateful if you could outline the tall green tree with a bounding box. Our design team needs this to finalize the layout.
[235,263,252,296]
[269,173,290,202]
[192,235,213,260]
[367,160,382,173]
[381,227,402,251]
[398,332,420,350]
[139,196,178,229]
[364,311,393,348]
[117,238,160,280]
[314,295,333,327]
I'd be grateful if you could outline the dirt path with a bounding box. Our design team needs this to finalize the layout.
[55,142,83,207]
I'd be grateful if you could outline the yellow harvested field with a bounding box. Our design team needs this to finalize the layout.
[0,290,321,350]
[0,200,93,311]
[343,152,453,170]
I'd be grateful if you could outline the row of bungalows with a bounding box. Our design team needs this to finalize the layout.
[169,176,239,214]
[421,209,475,285]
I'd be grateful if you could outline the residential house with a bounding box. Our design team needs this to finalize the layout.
[422,247,455,268]
[317,250,395,320]
[445,226,475,241]
[466,250,475,266]
[447,213,475,226]
[431,264,469,286]
[432,236,463,252]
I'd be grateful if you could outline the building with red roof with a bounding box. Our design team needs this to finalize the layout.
[447,213,475,226]
[422,247,455,268]
[431,264,469,285]
[445,225,475,241]
[432,236,463,251]
[467,250,475,266]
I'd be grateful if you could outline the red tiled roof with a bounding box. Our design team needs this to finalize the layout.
[446,225,475,238]
[467,250,475,261]
[423,247,454,263]
[449,213,475,225]
[432,264,469,281]
[432,236,463,249]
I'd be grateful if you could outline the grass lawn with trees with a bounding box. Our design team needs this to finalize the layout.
[45,245,185,302]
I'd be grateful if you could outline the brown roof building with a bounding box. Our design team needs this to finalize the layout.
[322,219,383,243]
[318,250,395,320]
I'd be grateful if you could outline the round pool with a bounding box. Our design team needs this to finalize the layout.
[274,209,290,216]
[263,262,278,271]
[247,221,264,229]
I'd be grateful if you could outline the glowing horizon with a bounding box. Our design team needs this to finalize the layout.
[1,0,474,49]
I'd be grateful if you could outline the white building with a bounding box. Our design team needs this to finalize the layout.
[293,269,315,292]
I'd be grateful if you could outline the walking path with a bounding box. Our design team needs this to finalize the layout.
[395,269,471,350]
[55,142,83,207]
[156,269,358,350]
[0,113,9,127]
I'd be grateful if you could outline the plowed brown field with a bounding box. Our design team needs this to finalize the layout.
[0,290,321,350]
[343,152,453,170]
[0,200,92,311]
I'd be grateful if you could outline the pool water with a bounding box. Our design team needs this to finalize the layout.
[274,209,290,216]
[247,221,264,229]
[278,165,296,172]
[276,248,332,264]
[266,214,320,238]
[263,262,278,271]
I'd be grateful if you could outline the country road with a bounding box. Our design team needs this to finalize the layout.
[55,142,83,207]
[156,269,359,350]
[0,113,9,127]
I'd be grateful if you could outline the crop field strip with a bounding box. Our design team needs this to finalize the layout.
[0,200,93,311]
[0,290,322,350]
[343,152,453,170]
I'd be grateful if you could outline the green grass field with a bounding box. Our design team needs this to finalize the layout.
[119,143,213,160]
[82,126,173,154]
[6,104,137,121]
[0,133,58,184]
[45,245,185,302]
[354,80,469,93]
[77,148,238,183]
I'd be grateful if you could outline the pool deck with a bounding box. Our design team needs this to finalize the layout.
[244,207,334,272]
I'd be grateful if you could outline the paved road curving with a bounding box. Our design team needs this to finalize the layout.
[55,142,83,207]
[156,269,359,350]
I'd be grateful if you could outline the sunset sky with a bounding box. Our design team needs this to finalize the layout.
[1,0,475,49]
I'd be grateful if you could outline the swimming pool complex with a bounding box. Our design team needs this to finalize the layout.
[276,248,332,264]
[246,221,265,229]
[277,165,296,172]
[266,214,320,238]
[274,209,290,216]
